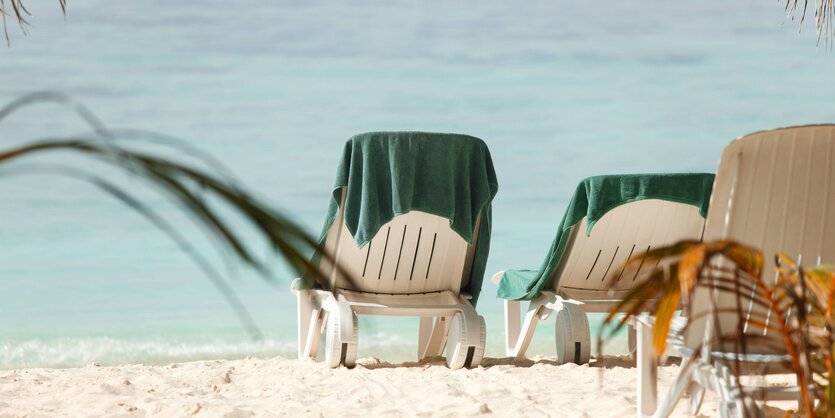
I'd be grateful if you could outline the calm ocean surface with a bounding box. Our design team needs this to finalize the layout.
[0,0,833,369]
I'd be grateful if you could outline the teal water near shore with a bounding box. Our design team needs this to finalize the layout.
[1,0,834,368]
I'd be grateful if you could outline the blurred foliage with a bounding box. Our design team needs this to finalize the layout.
[0,92,330,340]
[601,239,835,416]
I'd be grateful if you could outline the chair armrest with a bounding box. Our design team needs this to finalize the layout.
[290,278,312,295]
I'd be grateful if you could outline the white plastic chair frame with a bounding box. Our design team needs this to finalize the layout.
[492,198,706,365]
[292,189,487,369]
[637,125,835,417]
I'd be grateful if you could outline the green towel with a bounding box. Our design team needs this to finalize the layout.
[496,173,715,301]
[298,131,499,306]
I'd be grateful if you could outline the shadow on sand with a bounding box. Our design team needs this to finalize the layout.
[353,355,674,370]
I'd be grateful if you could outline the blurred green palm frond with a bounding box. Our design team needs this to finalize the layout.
[0,92,332,341]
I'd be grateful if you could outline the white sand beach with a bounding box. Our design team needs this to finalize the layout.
[0,356,793,417]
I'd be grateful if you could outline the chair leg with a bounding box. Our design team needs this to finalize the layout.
[296,289,322,360]
[636,319,658,417]
[652,358,697,418]
[504,300,522,356]
[504,298,548,358]
[296,289,310,360]
[711,363,753,418]
[685,357,705,416]
[420,316,449,359]
[418,317,433,359]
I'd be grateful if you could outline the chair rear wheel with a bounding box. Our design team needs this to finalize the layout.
[325,311,358,368]
[445,312,486,369]
[554,303,591,365]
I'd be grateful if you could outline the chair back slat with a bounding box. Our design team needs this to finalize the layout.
[553,199,706,306]
[322,188,473,295]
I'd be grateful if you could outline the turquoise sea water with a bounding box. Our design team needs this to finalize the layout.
[1,0,834,369]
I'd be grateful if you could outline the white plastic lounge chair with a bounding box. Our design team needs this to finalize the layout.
[637,125,835,417]
[292,199,487,369]
[492,174,711,365]
[291,132,494,369]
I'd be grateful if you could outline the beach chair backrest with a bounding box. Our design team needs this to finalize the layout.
[551,198,706,309]
[705,125,835,278]
[690,125,835,351]
[319,188,479,295]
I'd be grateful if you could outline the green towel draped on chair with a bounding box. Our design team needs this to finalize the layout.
[496,173,715,301]
[298,131,499,305]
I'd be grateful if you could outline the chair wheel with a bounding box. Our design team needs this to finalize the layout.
[554,303,591,365]
[325,311,358,368]
[445,312,486,369]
